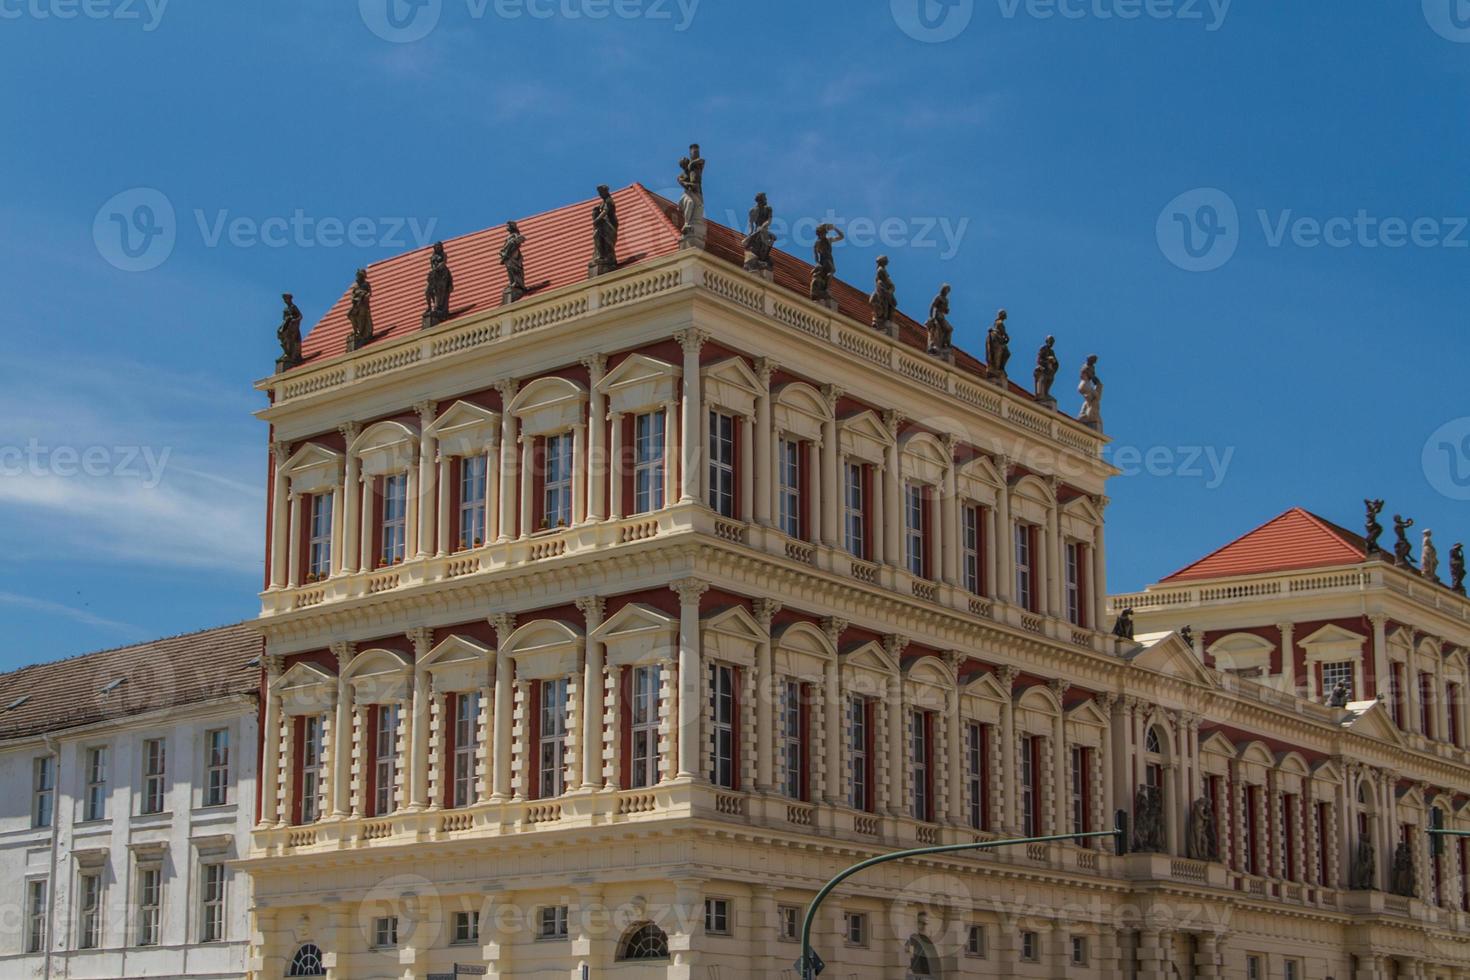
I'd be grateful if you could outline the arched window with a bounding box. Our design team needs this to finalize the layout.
[1145,727,1162,754]
[618,922,669,960]
[287,943,326,977]
[906,933,940,978]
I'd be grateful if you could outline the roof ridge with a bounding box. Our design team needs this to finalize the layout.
[628,182,685,240]
[0,620,256,682]
[1158,507,1303,582]
[1296,506,1367,554]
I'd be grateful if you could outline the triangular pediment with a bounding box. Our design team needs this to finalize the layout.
[962,670,1010,702]
[272,660,336,694]
[701,355,760,394]
[1066,699,1110,727]
[841,640,897,675]
[283,442,343,474]
[425,400,500,439]
[1199,730,1238,757]
[1344,700,1408,747]
[1129,632,1220,688]
[420,634,491,670]
[1300,623,1365,647]
[592,603,677,643]
[839,410,893,446]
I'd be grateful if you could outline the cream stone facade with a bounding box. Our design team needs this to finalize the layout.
[246,205,1470,980]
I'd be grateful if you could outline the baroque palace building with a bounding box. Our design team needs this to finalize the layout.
[244,180,1470,980]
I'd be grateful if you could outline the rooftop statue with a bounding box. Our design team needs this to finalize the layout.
[1364,499,1385,555]
[742,192,776,273]
[1392,514,1415,569]
[501,220,527,304]
[422,241,454,328]
[588,185,619,277]
[985,309,1011,381]
[275,292,303,373]
[1034,334,1059,405]
[1078,354,1103,430]
[810,223,844,304]
[925,284,953,356]
[1422,529,1440,582]
[346,268,374,352]
[1451,543,1466,596]
[1327,680,1351,709]
[1112,607,1134,641]
[869,255,897,330]
[677,143,706,246]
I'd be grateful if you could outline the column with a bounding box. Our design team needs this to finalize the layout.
[754,358,774,527]
[496,380,518,542]
[491,615,515,801]
[269,442,290,588]
[608,412,625,518]
[285,492,303,588]
[739,414,754,523]
[947,653,965,824]
[1046,483,1063,617]
[484,435,500,543]
[819,385,840,548]
[871,464,886,565]
[673,579,709,779]
[662,400,678,508]
[329,477,345,574]
[1052,680,1071,835]
[1099,694,1117,849]
[1278,622,1297,696]
[416,402,437,558]
[404,458,420,559]
[999,666,1019,832]
[755,601,780,792]
[1196,933,1220,980]
[435,452,452,556]
[519,434,534,536]
[584,355,608,522]
[259,656,283,827]
[577,597,606,790]
[995,457,1013,603]
[823,618,847,805]
[339,423,361,575]
[571,422,587,524]
[677,329,707,504]
[886,635,909,817]
[1370,613,1389,700]
[882,412,902,567]
[941,437,959,585]
[984,504,999,598]
[358,474,374,573]
[408,630,431,810]
[332,644,354,818]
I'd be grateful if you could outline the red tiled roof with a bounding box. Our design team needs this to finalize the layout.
[0,623,261,741]
[1161,507,1367,583]
[300,184,1030,397]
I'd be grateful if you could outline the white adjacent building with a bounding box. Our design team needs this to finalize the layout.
[0,623,261,980]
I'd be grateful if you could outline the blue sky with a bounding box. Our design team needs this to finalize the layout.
[1,1,1468,665]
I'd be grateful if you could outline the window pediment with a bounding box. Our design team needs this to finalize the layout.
[343,648,413,703]
[593,603,678,668]
[772,622,835,681]
[283,443,344,495]
[772,382,829,443]
[501,619,583,680]
[351,421,419,478]
[838,410,892,465]
[840,641,897,700]
[1204,632,1275,676]
[426,401,500,459]
[702,356,760,418]
[420,634,492,693]
[598,354,679,416]
[509,377,588,437]
[702,606,762,668]
[273,661,337,715]
[1299,623,1365,663]
[900,432,950,486]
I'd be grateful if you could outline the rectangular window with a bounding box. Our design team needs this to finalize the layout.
[1020,736,1039,837]
[204,728,230,807]
[966,924,986,958]
[634,411,666,514]
[630,665,662,789]
[1451,682,1464,747]
[1245,785,1261,875]
[84,747,107,821]
[962,504,982,595]
[308,492,333,579]
[1316,802,1330,887]
[849,696,872,812]
[458,454,488,549]
[26,879,46,953]
[709,664,738,789]
[201,863,225,943]
[843,912,867,946]
[453,910,480,945]
[778,439,802,538]
[380,473,407,564]
[1321,660,1354,701]
[1284,959,1299,980]
[844,462,865,558]
[1389,663,1405,727]
[141,738,166,815]
[1246,955,1261,980]
[453,693,479,808]
[1020,931,1038,962]
[1014,524,1034,612]
[704,898,731,935]
[300,716,323,823]
[374,704,399,817]
[136,866,161,946]
[778,905,799,942]
[910,709,932,822]
[905,484,926,578]
[966,722,987,830]
[538,906,568,939]
[33,756,54,828]
[1071,746,1091,836]
[780,679,806,801]
[1420,672,1436,738]
[1065,541,1084,626]
[373,916,398,948]
[78,872,102,949]
[1282,793,1298,881]
[1071,936,1089,966]
[538,679,569,800]
[543,432,574,527]
[708,411,735,518]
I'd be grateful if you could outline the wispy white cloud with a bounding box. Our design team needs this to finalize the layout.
[0,591,146,638]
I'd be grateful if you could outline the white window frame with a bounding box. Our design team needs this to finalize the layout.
[307,491,333,579]
[78,871,102,949]
[905,483,926,578]
[458,453,488,549]
[136,865,162,946]
[453,693,479,808]
[1020,930,1038,962]
[778,438,801,538]
[373,916,399,949]
[1322,660,1355,700]
[962,504,981,595]
[204,728,230,807]
[380,472,408,564]
[453,910,480,945]
[141,737,167,815]
[965,923,986,958]
[1014,523,1034,611]
[1065,540,1082,625]
[709,664,737,789]
[84,746,107,822]
[704,898,731,936]
[1071,745,1087,834]
[843,911,867,947]
[633,410,666,514]
[1020,735,1038,837]
[32,755,54,828]
[1071,935,1089,966]
[848,696,869,811]
[910,709,930,821]
[844,462,865,557]
[708,411,735,518]
[966,722,984,830]
[374,705,399,816]
[300,715,324,823]
[538,905,568,940]
[538,679,569,800]
[200,863,226,943]
[780,679,804,801]
[26,878,46,953]
[778,905,799,942]
[630,664,661,789]
[544,431,574,527]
